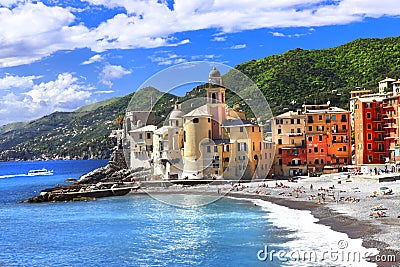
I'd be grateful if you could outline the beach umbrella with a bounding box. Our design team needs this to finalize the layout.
[380,187,389,190]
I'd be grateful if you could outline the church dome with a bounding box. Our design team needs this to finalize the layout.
[169,109,184,119]
[209,66,221,78]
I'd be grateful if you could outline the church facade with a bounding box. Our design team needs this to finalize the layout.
[123,67,273,180]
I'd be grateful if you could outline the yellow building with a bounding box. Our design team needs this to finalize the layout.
[178,67,271,180]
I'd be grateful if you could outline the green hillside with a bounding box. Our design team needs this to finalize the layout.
[235,37,400,115]
[0,90,176,161]
[1,36,399,161]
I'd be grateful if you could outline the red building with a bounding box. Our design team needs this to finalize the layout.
[354,97,387,164]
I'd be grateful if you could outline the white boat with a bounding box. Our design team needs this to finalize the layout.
[28,168,54,176]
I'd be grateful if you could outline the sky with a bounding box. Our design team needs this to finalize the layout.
[0,0,400,126]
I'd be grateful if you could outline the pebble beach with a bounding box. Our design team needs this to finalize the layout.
[138,174,400,266]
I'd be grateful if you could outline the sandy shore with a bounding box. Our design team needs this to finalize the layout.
[135,175,400,266]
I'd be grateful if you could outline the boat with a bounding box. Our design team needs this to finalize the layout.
[28,168,54,176]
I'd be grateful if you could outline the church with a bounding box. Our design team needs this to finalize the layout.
[123,67,274,180]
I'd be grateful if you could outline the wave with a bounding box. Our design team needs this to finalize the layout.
[230,196,379,267]
[0,174,28,179]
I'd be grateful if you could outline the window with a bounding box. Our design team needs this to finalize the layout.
[291,119,294,124]
[342,125,346,130]
[278,129,282,134]
[321,148,324,153]
[238,142,247,151]
[139,133,143,139]
[183,131,186,142]
[207,146,211,153]
[278,139,282,145]
[297,128,301,133]
[368,144,372,150]
[223,145,229,152]
[343,146,346,152]
[319,115,322,121]
[314,147,318,153]
[367,124,371,130]
[252,126,255,132]
[214,146,218,152]
[193,118,199,123]
[146,132,151,139]
[366,113,371,119]
[240,127,243,132]
[297,119,300,124]
[368,133,372,140]
[308,126,312,131]
[308,136,312,142]
[227,128,230,133]
[319,136,322,142]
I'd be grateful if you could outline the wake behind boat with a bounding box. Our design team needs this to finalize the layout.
[28,168,54,176]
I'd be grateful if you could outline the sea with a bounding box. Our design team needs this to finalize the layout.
[0,160,378,267]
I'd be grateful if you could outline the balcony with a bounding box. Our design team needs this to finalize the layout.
[372,117,383,122]
[287,132,303,136]
[374,138,385,142]
[373,149,385,153]
[332,139,350,143]
[373,128,385,132]
[332,129,348,134]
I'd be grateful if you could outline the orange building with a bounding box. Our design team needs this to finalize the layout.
[304,104,351,172]
[354,97,387,164]
[272,110,307,176]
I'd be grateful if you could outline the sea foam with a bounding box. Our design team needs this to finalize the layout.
[242,197,379,267]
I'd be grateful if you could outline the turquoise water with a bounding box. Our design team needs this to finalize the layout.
[0,160,293,267]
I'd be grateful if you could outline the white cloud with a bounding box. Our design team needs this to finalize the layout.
[1,1,400,67]
[93,90,114,94]
[99,64,131,87]
[81,54,103,65]
[230,44,246,49]
[149,53,187,66]
[212,36,227,42]
[0,74,40,90]
[0,73,94,125]
[269,28,314,38]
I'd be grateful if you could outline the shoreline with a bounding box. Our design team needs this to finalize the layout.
[135,178,400,267]
[225,191,398,267]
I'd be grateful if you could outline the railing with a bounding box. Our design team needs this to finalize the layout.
[374,138,385,142]
[332,140,350,143]
[373,149,385,153]
[287,132,303,136]
[373,128,385,132]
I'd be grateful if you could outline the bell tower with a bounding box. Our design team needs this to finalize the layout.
[206,66,226,139]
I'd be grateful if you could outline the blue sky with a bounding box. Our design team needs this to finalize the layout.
[0,0,400,126]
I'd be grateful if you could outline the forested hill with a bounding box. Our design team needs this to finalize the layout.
[0,88,176,161]
[1,36,399,161]
[234,37,400,115]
